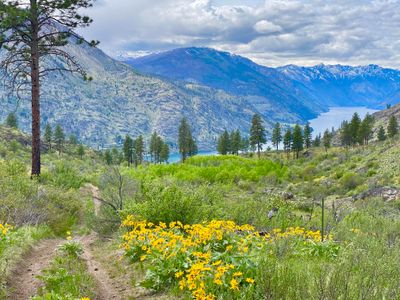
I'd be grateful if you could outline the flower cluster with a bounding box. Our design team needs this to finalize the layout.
[121,216,330,299]
[0,223,12,238]
[268,226,332,242]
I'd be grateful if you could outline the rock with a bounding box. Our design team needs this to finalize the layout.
[354,187,400,202]
[282,192,294,200]
[268,208,279,220]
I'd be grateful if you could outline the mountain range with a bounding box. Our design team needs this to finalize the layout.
[1,44,400,150]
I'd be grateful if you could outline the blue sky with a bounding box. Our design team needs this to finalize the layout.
[79,0,400,68]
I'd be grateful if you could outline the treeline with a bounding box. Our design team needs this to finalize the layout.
[106,118,197,166]
[216,114,332,159]
[339,113,398,146]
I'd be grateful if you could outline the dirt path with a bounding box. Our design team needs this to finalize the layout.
[6,239,64,300]
[82,183,102,217]
[79,233,128,300]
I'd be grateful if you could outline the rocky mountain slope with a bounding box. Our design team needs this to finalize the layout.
[0,44,264,149]
[127,47,400,112]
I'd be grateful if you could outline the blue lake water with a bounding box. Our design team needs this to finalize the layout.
[308,106,379,137]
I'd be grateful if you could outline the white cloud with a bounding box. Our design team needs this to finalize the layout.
[253,20,282,34]
[78,0,400,68]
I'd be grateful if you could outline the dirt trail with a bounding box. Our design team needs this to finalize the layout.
[79,233,128,300]
[6,239,64,300]
[82,183,102,217]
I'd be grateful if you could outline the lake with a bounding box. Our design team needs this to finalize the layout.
[168,150,217,163]
[309,106,379,137]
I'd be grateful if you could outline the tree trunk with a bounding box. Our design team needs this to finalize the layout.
[30,0,41,176]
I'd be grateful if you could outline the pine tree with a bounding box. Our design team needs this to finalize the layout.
[292,124,304,159]
[322,130,332,152]
[77,144,85,159]
[44,124,53,150]
[349,113,361,146]
[160,143,170,163]
[123,135,134,165]
[377,126,386,141]
[134,135,145,166]
[249,114,266,158]
[387,115,399,138]
[313,133,321,147]
[283,128,292,159]
[0,0,97,176]
[358,114,374,145]
[271,122,282,151]
[5,113,18,129]
[340,121,352,147]
[231,130,241,155]
[178,118,197,162]
[54,125,65,154]
[241,137,250,153]
[217,130,230,155]
[303,122,312,149]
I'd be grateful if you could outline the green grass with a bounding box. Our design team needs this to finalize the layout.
[32,241,96,300]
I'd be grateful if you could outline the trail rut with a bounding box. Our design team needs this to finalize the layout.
[6,239,64,300]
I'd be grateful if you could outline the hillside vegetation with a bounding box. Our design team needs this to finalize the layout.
[1,120,400,299]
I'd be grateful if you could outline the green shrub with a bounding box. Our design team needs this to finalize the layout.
[341,172,362,191]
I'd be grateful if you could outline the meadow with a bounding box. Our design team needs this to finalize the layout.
[1,125,400,299]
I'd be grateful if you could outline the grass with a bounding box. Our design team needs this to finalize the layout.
[32,241,96,300]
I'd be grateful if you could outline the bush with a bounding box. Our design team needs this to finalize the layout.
[341,172,362,191]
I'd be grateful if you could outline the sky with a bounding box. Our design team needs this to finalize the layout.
[78,0,400,68]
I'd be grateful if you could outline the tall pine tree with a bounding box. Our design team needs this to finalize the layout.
[271,122,282,151]
[303,122,312,149]
[44,123,52,149]
[178,118,197,162]
[292,124,304,159]
[283,128,292,159]
[387,115,399,138]
[249,114,266,158]
[0,0,97,176]
[123,135,134,165]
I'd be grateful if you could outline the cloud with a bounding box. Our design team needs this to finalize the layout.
[78,0,400,68]
[253,20,282,34]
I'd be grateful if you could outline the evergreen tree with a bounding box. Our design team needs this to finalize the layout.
[349,112,361,145]
[271,122,282,151]
[44,124,53,150]
[178,118,197,162]
[303,122,312,149]
[358,114,374,145]
[104,150,113,165]
[5,113,18,129]
[249,114,266,158]
[387,115,399,138]
[231,130,242,155]
[123,135,134,165]
[77,144,85,159]
[160,143,170,163]
[322,130,332,152]
[0,0,97,176]
[292,124,304,159]
[241,137,250,153]
[283,128,292,159]
[313,133,321,147]
[54,125,65,154]
[217,130,231,155]
[340,121,352,147]
[134,135,145,166]
[377,126,386,141]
